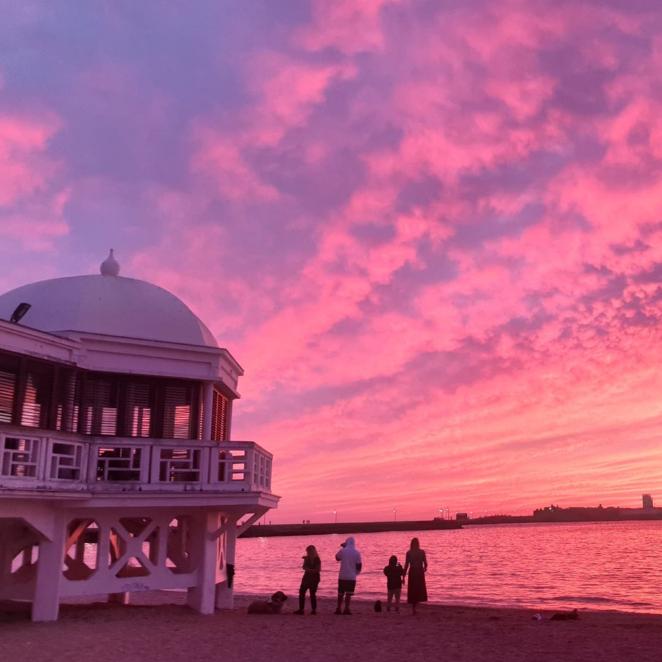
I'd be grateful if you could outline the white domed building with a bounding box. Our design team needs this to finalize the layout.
[0,252,277,621]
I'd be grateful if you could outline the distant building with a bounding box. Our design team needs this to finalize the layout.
[456,512,469,521]
[643,494,654,510]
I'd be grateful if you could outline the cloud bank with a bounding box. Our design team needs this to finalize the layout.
[2,0,662,520]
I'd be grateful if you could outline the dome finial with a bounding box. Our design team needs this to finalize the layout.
[100,248,120,277]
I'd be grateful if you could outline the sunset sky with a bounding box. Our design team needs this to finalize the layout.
[2,1,662,521]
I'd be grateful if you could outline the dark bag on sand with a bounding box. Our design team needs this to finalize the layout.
[374,600,382,613]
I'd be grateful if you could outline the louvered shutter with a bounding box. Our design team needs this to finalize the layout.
[211,388,229,441]
[80,374,119,436]
[162,383,192,439]
[0,369,16,424]
[125,381,153,438]
[21,362,54,428]
[54,369,79,433]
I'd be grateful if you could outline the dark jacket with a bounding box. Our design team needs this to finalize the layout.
[383,563,404,590]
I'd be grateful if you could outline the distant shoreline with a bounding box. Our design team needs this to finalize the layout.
[241,510,662,537]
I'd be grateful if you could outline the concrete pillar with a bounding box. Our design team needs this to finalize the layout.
[202,382,214,441]
[187,512,219,614]
[215,519,237,610]
[32,512,66,622]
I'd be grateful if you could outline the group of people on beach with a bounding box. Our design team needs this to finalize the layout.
[293,536,428,615]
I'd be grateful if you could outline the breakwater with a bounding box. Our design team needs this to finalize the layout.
[240,518,461,538]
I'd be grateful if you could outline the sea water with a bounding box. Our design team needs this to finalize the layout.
[234,520,662,613]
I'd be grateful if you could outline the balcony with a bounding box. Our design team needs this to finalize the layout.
[0,428,272,495]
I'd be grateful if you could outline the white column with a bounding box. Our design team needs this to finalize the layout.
[215,519,237,610]
[32,511,66,622]
[202,382,214,441]
[226,399,234,439]
[187,511,219,615]
[0,525,10,590]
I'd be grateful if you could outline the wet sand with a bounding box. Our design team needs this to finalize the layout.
[2,593,662,662]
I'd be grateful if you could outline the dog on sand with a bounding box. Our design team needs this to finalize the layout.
[247,591,288,614]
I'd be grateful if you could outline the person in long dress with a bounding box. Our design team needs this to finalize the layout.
[403,537,428,615]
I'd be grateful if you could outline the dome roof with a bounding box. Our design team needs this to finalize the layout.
[0,274,218,348]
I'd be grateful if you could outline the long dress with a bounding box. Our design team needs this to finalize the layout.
[405,548,428,603]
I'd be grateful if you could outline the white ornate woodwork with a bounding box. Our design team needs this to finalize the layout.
[0,261,278,622]
[0,429,272,493]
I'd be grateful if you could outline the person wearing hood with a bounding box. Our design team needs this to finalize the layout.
[335,536,362,615]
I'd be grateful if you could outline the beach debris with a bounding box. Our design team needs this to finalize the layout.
[532,613,543,621]
[550,609,579,621]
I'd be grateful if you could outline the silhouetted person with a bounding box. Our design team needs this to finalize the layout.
[383,554,405,612]
[403,537,427,615]
[335,537,362,615]
[294,544,321,615]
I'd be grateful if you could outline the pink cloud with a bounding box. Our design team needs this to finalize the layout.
[6,1,662,521]
[0,113,61,205]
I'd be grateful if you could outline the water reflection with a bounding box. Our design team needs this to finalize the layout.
[235,521,662,613]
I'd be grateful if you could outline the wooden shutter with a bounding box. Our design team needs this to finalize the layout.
[162,383,192,439]
[125,381,153,438]
[80,374,119,436]
[54,368,79,433]
[21,361,54,428]
[0,367,16,424]
[211,388,228,441]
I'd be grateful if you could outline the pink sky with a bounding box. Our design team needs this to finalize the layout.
[2,1,662,521]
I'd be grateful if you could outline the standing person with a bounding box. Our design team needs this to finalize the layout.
[294,545,321,615]
[335,537,362,615]
[383,555,405,612]
[403,537,428,615]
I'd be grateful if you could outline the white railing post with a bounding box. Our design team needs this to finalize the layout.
[39,436,50,483]
[140,442,151,484]
[150,443,161,485]
[86,441,98,485]
[199,446,210,491]
[246,445,255,490]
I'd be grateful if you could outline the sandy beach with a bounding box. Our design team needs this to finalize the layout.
[2,593,662,662]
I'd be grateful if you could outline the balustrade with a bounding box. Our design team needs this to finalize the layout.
[0,431,272,494]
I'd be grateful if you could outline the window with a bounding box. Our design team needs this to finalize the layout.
[162,383,194,439]
[211,388,229,441]
[80,375,119,436]
[125,381,153,437]
[21,362,54,429]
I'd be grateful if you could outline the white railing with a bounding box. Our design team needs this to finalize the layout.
[0,430,273,494]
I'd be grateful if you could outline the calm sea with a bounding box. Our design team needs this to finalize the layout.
[234,520,662,613]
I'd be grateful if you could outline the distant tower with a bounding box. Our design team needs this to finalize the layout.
[0,253,278,621]
[643,494,654,510]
